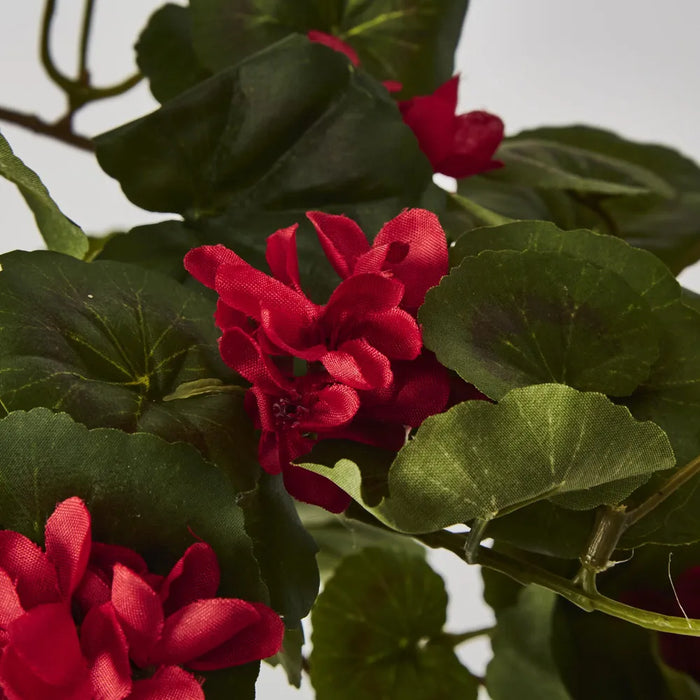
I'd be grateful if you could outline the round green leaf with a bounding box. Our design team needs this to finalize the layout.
[301,385,675,533]
[421,249,661,399]
[451,220,681,312]
[310,548,477,700]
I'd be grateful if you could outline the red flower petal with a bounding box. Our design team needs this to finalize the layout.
[299,382,360,431]
[322,339,393,390]
[183,244,243,289]
[129,666,204,700]
[81,603,131,700]
[265,224,302,292]
[306,211,370,279]
[111,565,163,667]
[283,462,351,513]
[351,309,422,361]
[259,304,324,360]
[438,110,504,178]
[372,209,449,310]
[188,602,285,670]
[382,80,403,93]
[5,603,88,687]
[159,543,220,615]
[307,30,360,66]
[155,598,260,667]
[0,569,23,627]
[45,497,92,598]
[214,300,249,333]
[0,531,60,608]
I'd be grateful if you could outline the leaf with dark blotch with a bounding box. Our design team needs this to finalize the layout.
[136,3,211,103]
[0,132,87,259]
[95,36,433,221]
[189,0,469,97]
[300,384,675,534]
[421,249,662,399]
[451,220,681,313]
[310,548,478,700]
[0,250,261,490]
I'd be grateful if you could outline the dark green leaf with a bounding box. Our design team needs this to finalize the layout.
[310,548,478,700]
[267,626,305,688]
[488,137,674,197]
[0,132,87,259]
[0,408,264,601]
[189,0,469,96]
[459,126,700,274]
[486,586,571,700]
[301,384,675,533]
[421,249,661,399]
[95,36,433,221]
[136,4,210,103]
[238,472,319,627]
[451,220,681,312]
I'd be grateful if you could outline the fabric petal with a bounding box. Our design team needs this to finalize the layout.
[282,464,352,514]
[265,224,302,292]
[45,497,92,598]
[351,309,422,361]
[259,304,324,360]
[0,569,23,627]
[322,340,393,390]
[155,598,260,667]
[183,244,244,289]
[306,211,370,279]
[300,383,360,430]
[307,30,360,66]
[214,300,249,333]
[188,602,285,670]
[0,531,60,608]
[81,603,131,700]
[372,209,449,310]
[129,666,204,700]
[111,564,163,667]
[353,240,409,276]
[159,543,220,615]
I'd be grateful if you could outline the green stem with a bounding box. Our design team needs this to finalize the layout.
[450,193,514,227]
[417,530,700,636]
[78,0,97,81]
[435,626,495,647]
[464,517,490,564]
[41,0,75,92]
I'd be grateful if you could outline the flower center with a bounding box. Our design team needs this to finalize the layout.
[272,397,310,429]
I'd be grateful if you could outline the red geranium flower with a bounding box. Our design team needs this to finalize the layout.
[398,75,504,178]
[307,30,359,66]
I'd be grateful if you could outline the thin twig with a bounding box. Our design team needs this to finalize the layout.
[78,0,97,81]
[0,106,93,151]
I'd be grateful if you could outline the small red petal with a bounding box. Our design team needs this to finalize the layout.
[266,224,302,292]
[322,340,393,390]
[306,211,370,279]
[129,666,204,700]
[307,30,360,66]
[0,569,23,627]
[219,329,289,392]
[282,464,351,514]
[159,543,220,615]
[184,245,243,289]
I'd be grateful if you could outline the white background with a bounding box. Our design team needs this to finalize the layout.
[2,1,700,697]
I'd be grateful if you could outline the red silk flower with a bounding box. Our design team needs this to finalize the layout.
[398,75,504,178]
[0,498,284,699]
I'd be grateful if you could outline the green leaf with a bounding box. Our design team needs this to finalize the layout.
[656,650,700,700]
[189,0,469,97]
[300,384,675,533]
[0,408,264,601]
[459,126,700,274]
[451,220,681,312]
[487,137,674,197]
[486,586,572,700]
[420,249,661,399]
[297,501,425,581]
[0,132,87,259]
[238,472,319,627]
[267,626,305,688]
[136,3,210,103]
[310,548,478,700]
[95,36,433,220]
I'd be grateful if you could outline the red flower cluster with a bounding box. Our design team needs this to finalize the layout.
[0,498,283,699]
[185,209,452,512]
[399,76,504,178]
[626,566,700,681]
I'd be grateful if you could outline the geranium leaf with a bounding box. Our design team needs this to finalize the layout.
[0,408,264,602]
[310,548,478,700]
[486,586,571,700]
[0,132,87,259]
[267,626,305,688]
[188,0,469,97]
[300,384,674,533]
[451,220,681,312]
[486,138,674,197]
[136,3,210,103]
[458,126,700,274]
[95,36,433,221]
[421,249,661,399]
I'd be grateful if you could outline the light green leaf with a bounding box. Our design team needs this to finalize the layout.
[300,384,675,533]
[421,249,661,399]
[0,132,87,259]
[310,548,478,700]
